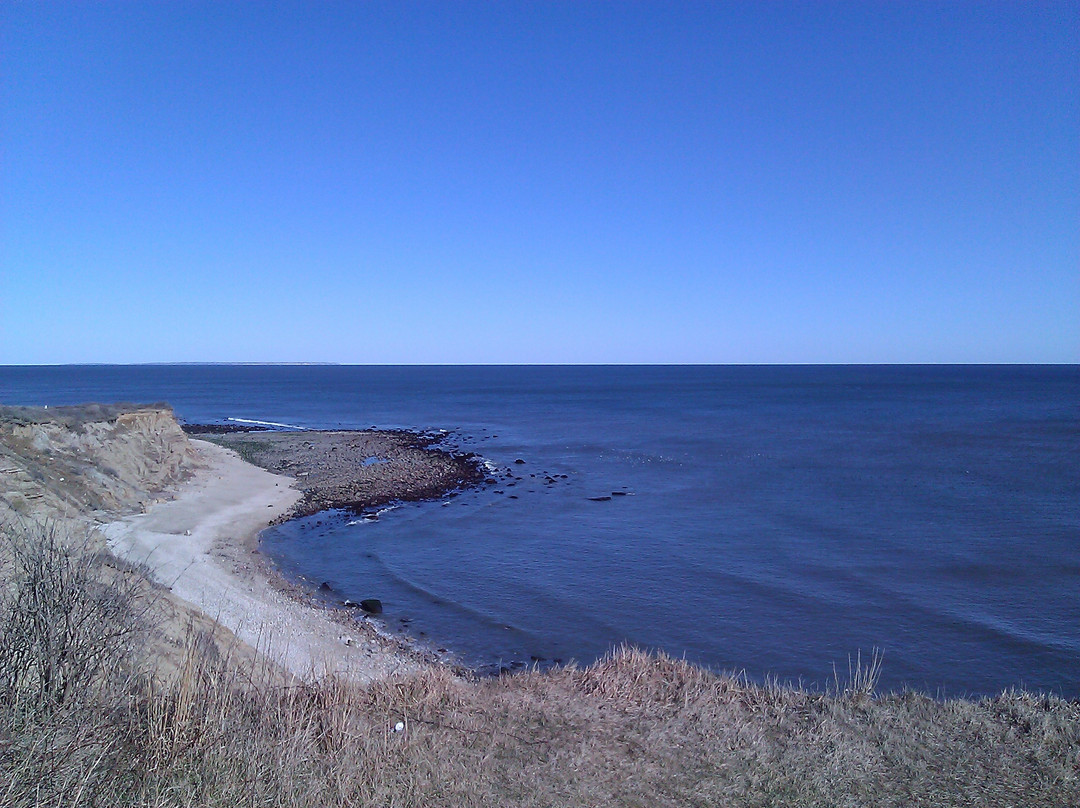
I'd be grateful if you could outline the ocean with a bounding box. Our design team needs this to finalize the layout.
[2,364,1077,696]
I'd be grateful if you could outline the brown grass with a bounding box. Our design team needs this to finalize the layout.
[0,403,175,431]
[1,522,1077,807]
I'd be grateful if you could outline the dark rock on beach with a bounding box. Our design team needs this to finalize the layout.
[359,599,383,615]
[181,422,264,434]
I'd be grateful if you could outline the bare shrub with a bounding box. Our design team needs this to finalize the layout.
[0,520,147,712]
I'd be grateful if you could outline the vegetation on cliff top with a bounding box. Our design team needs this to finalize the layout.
[1,519,1077,807]
[0,403,174,429]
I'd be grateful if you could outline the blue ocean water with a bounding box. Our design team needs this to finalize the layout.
[2,364,1077,696]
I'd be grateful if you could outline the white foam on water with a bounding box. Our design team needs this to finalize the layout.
[228,417,308,430]
[345,505,399,526]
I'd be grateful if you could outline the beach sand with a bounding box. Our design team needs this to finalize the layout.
[101,439,421,682]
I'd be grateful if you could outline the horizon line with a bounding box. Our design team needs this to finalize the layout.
[2,361,1077,368]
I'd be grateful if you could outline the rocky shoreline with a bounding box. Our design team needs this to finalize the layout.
[182,426,487,520]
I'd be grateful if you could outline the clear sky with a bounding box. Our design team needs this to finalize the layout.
[2,2,1077,364]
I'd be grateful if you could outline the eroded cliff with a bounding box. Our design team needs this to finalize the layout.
[0,404,200,525]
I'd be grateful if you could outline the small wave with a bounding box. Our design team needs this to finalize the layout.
[366,555,537,639]
[228,417,308,430]
[345,504,399,526]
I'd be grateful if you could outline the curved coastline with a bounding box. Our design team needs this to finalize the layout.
[0,405,486,682]
[167,425,489,676]
[99,439,420,681]
[4,404,1077,804]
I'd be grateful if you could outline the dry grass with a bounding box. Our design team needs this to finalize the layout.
[1,522,1077,807]
[0,403,173,430]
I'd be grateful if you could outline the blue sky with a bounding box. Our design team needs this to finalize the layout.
[2,2,1077,364]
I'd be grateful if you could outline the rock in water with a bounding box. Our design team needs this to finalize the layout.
[360,598,383,614]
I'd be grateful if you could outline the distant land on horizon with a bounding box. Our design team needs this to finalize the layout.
[1,362,1077,369]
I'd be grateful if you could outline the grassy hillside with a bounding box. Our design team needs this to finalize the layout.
[1,520,1077,808]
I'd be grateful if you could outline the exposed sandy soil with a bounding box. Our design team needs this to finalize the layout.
[1,406,484,683]
[101,439,423,683]
[0,404,197,524]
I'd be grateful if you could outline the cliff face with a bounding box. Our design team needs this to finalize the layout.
[0,405,201,524]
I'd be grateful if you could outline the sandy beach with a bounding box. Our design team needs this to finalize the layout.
[101,439,421,682]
